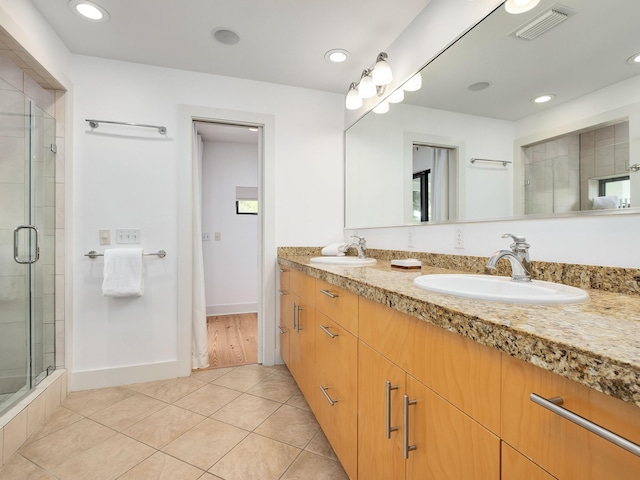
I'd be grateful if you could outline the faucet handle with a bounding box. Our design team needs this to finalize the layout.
[502,233,526,244]
[351,235,365,244]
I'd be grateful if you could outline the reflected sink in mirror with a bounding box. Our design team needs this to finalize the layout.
[413,274,589,305]
[310,256,377,267]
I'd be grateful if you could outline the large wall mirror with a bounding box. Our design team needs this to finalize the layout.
[345,0,640,228]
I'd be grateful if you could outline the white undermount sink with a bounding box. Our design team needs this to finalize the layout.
[413,274,589,305]
[310,256,377,266]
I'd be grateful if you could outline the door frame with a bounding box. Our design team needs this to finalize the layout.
[177,105,276,375]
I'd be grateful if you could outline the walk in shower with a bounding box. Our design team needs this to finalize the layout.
[0,89,56,416]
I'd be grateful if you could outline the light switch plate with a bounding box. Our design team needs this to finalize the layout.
[116,228,141,244]
[99,229,111,245]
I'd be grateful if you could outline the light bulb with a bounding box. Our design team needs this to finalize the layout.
[373,101,389,114]
[372,54,393,86]
[346,84,363,110]
[358,73,376,99]
[403,72,422,92]
[387,88,404,104]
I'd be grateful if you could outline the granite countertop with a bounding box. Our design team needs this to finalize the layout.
[278,253,640,408]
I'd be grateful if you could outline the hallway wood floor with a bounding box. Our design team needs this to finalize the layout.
[206,313,258,369]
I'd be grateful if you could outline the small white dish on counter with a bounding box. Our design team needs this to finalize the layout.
[413,274,589,305]
[310,256,377,267]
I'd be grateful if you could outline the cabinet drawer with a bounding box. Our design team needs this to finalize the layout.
[312,382,358,480]
[290,269,315,306]
[502,355,640,479]
[359,297,501,434]
[316,311,358,410]
[316,279,358,335]
[501,442,556,480]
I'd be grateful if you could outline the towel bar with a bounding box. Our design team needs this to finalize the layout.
[85,250,166,259]
[470,157,511,167]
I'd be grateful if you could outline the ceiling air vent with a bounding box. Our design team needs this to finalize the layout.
[515,8,569,40]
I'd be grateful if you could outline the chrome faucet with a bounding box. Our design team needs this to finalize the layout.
[343,235,368,259]
[486,233,531,282]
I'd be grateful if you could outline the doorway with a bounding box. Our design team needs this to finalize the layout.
[194,121,260,368]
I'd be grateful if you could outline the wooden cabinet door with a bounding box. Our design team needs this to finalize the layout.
[501,442,557,480]
[502,354,640,479]
[405,375,500,480]
[358,341,405,480]
[289,295,316,399]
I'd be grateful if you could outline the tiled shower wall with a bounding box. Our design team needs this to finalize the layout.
[579,122,629,209]
[523,134,580,214]
[522,122,630,214]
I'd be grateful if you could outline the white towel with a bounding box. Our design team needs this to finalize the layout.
[102,248,144,297]
[592,195,619,210]
[321,243,347,256]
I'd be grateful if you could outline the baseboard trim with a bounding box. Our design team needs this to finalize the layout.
[206,303,258,316]
[69,360,187,392]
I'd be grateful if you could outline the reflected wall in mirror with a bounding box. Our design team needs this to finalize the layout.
[345,0,640,229]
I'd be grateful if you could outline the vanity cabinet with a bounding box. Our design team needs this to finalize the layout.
[358,297,500,479]
[287,269,316,399]
[502,355,640,479]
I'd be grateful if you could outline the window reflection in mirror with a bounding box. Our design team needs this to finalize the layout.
[412,145,456,223]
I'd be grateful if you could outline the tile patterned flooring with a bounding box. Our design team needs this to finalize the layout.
[0,364,348,479]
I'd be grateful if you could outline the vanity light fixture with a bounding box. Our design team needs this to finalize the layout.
[357,69,377,99]
[344,52,394,109]
[371,52,393,85]
[69,0,109,21]
[346,83,364,110]
[532,94,555,103]
[504,0,540,14]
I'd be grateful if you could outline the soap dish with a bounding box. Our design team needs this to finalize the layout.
[391,258,422,270]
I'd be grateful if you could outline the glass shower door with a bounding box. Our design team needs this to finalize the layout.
[0,91,55,416]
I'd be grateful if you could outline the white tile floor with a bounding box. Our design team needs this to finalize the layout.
[0,364,348,479]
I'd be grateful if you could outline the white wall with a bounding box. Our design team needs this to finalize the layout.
[202,140,258,315]
[70,55,344,389]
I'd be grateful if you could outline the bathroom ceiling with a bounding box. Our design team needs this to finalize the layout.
[30,0,431,94]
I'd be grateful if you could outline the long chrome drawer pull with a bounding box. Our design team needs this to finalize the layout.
[278,290,286,296]
[296,306,304,331]
[279,268,286,273]
[293,304,298,332]
[385,381,399,439]
[320,385,338,406]
[320,289,339,299]
[403,394,417,459]
[278,326,286,334]
[319,324,338,338]
[530,393,640,457]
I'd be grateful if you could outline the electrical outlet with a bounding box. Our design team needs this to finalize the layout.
[408,227,415,249]
[116,228,141,244]
[454,227,465,249]
[214,232,221,241]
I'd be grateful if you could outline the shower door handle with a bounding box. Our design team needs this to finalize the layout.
[14,225,40,264]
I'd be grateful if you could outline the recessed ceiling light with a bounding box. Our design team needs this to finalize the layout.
[504,0,540,14]
[68,0,109,21]
[627,53,640,65]
[468,81,491,91]
[211,28,240,46]
[325,49,349,63]
[532,94,555,104]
